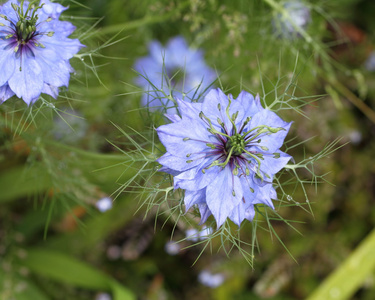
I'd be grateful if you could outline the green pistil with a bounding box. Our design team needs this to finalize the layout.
[12,0,44,43]
[243,149,263,177]
[199,111,230,139]
[244,125,285,144]
[226,133,245,156]
[226,95,238,134]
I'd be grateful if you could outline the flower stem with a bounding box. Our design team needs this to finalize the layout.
[98,1,190,35]
[307,227,375,300]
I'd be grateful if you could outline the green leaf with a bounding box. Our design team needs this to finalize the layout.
[0,165,51,203]
[307,228,375,300]
[21,248,135,300]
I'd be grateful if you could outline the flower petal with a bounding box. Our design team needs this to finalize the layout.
[176,98,202,120]
[253,184,276,208]
[248,109,292,152]
[202,88,245,132]
[206,167,243,227]
[174,161,218,191]
[198,204,212,225]
[157,118,211,158]
[184,189,206,211]
[229,202,256,226]
[41,83,59,99]
[0,84,15,103]
[8,57,44,105]
[134,36,215,113]
[0,45,16,87]
[259,151,292,175]
[157,152,204,172]
[33,48,72,87]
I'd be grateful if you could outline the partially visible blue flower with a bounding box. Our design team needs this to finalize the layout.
[134,36,216,112]
[164,240,180,255]
[185,225,212,242]
[156,88,292,228]
[365,51,375,71]
[95,293,112,300]
[95,196,113,212]
[52,109,88,144]
[198,270,225,288]
[0,0,84,105]
[273,0,311,39]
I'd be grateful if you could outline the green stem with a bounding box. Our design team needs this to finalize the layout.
[322,73,375,124]
[46,140,151,163]
[307,227,375,300]
[98,1,190,35]
[263,0,375,125]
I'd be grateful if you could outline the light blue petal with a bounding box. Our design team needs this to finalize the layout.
[157,152,204,172]
[0,45,16,86]
[40,0,67,19]
[33,48,71,87]
[165,113,181,123]
[0,0,18,21]
[247,109,292,152]
[254,93,264,111]
[8,57,44,105]
[184,189,206,211]
[40,36,84,60]
[134,57,160,83]
[259,151,292,176]
[176,98,202,120]
[174,161,218,191]
[38,20,76,38]
[158,166,181,176]
[253,184,276,208]
[0,84,15,103]
[41,83,59,99]
[134,36,215,113]
[157,118,212,158]
[206,167,243,227]
[229,202,256,226]
[166,36,190,67]
[235,91,262,125]
[202,88,245,133]
[148,41,164,64]
[198,204,212,225]
[239,174,259,205]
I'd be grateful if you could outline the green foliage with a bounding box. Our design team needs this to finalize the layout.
[21,249,134,300]
[1,0,375,299]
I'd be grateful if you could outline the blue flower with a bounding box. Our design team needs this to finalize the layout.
[273,1,311,39]
[0,0,84,105]
[198,270,225,288]
[156,88,292,228]
[365,51,375,72]
[134,36,216,112]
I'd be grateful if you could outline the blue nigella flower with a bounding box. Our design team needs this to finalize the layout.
[0,0,84,105]
[198,270,225,288]
[134,36,216,112]
[365,51,375,72]
[156,88,292,228]
[273,0,311,39]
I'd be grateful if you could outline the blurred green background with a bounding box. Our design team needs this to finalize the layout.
[1,0,375,299]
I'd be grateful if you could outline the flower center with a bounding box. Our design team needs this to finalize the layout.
[16,15,37,43]
[0,1,55,70]
[12,1,43,43]
[226,133,245,156]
